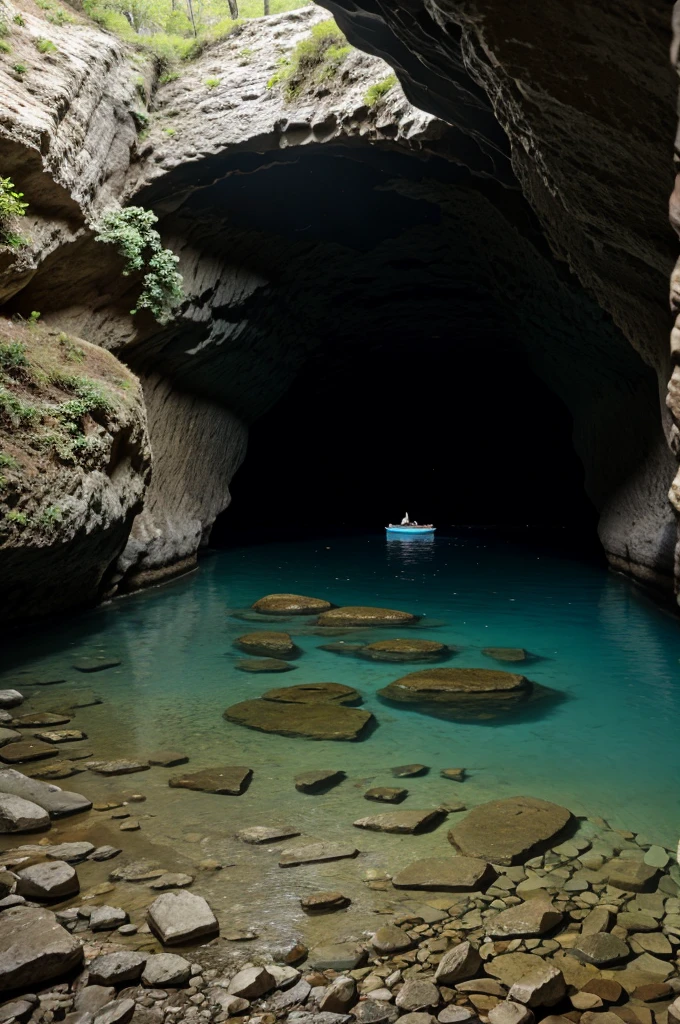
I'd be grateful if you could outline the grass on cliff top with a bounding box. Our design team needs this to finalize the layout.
[0,316,138,536]
[267,18,351,99]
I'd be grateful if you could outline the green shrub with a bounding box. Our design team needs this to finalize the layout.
[0,40,11,53]
[0,16,8,35]
[364,73,397,107]
[13,14,25,25]
[94,206,183,323]
[35,38,57,53]
[0,341,28,371]
[0,388,39,427]
[159,69,179,83]
[37,504,63,529]
[267,19,350,98]
[6,510,27,526]
[0,452,18,469]
[204,76,220,89]
[131,108,149,131]
[162,126,176,136]
[0,178,28,248]
[13,62,26,75]
[58,333,85,362]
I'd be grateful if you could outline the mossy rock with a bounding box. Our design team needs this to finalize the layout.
[482,647,529,663]
[261,683,361,706]
[359,638,450,663]
[224,699,373,741]
[317,606,417,627]
[234,659,297,674]
[234,632,299,659]
[253,593,332,615]
[378,667,537,722]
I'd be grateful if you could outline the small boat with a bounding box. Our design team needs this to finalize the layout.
[386,519,436,537]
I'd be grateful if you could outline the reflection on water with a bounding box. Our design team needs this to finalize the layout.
[2,530,680,952]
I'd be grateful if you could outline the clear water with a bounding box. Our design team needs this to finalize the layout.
[3,531,680,952]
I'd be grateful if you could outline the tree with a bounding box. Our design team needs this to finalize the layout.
[264,0,270,12]
[227,0,238,14]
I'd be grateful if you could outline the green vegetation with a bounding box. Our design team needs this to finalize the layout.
[0,453,18,470]
[37,504,63,529]
[0,15,8,35]
[35,37,58,53]
[13,63,27,75]
[364,73,397,107]
[13,14,25,25]
[131,108,149,131]
[204,75,220,88]
[0,178,28,250]
[6,510,27,526]
[0,388,39,427]
[267,19,351,99]
[0,341,28,372]
[0,40,11,53]
[35,0,75,25]
[94,206,183,323]
[162,126,176,135]
[58,333,85,362]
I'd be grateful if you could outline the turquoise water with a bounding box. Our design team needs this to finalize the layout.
[2,530,679,949]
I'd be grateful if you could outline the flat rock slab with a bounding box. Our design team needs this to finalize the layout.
[317,606,417,627]
[441,768,466,781]
[295,769,345,793]
[87,760,150,776]
[392,764,428,777]
[73,658,121,672]
[34,730,86,744]
[379,669,532,721]
[110,861,166,882]
[253,593,332,615]
[353,808,445,834]
[487,900,563,938]
[448,796,572,865]
[360,639,449,662]
[279,842,358,867]
[16,860,79,899]
[0,741,58,763]
[29,761,86,780]
[607,858,660,892]
[14,713,71,727]
[0,769,92,817]
[225,700,373,740]
[365,787,408,803]
[169,766,252,794]
[147,891,219,945]
[301,891,350,911]
[0,727,22,746]
[0,690,24,709]
[148,751,189,767]
[148,872,194,889]
[46,842,95,862]
[0,905,82,992]
[261,683,361,705]
[235,632,299,658]
[0,793,50,833]
[482,648,528,662]
[308,943,367,971]
[235,659,297,673]
[572,933,631,965]
[392,856,496,891]
[238,825,301,844]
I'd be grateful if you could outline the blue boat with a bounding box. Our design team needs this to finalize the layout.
[386,516,436,537]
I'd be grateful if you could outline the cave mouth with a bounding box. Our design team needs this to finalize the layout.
[214,320,601,557]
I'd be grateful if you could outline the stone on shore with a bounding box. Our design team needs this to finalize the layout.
[225,700,373,740]
[87,760,150,776]
[607,858,660,892]
[0,740,58,764]
[90,905,128,931]
[360,639,448,662]
[235,632,299,658]
[488,1004,534,1024]
[482,648,528,663]
[365,787,408,803]
[372,924,414,953]
[319,976,357,1013]
[147,890,219,944]
[16,860,79,899]
[448,796,572,865]
[308,943,366,971]
[13,712,71,727]
[395,978,440,1011]
[393,857,496,891]
[0,690,24,709]
[0,906,83,991]
[353,808,445,834]
[294,770,345,793]
[148,751,189,767]
[317,606,417,627]
[238,824,301,844]
[352,1000,399,1023]
[148,872,194,889]
[46,841,94,861]
[169,766,252,794]
[34,730,86,744]
[235,658,297,673]
[571,933,630,965]
[88,952,147,986]
[0,769,92,817]
[434,941,481,984]
[92,997,135,1024]
[0,793,50,833]
[142,953,192,987]
[228,966,277,999]
[262,682,362,705]
[253,594,332,615]
[279,842,358,867]
[487,901,563,938]
[0,728,21,747]
[508,964,566,1007]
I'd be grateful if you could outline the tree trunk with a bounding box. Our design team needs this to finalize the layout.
[264,0,270,13]
[227,0,238,16]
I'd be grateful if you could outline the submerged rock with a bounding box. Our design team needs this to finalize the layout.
[235,658,297,673]
[224,700,373,740]
[379,667,536,721]
[34,730,87,744]
[12,712,71,727]
[253,593,332,615]
[482,648,529,663]
[0,906,83,991]
[392,764,428,777]
[353,808,446,834]
[73,658,122,672]
[29,760,86,780]
[169,766,252,794]
[0,740,58,764]
[392,856,496,891]
[301,891,350,911]
[294,769,345,793]
[364,786,408,803]
[359,639,449,662]
[279,842,358,867]
[87,759,150,776]
[238,824,301,843]
[235,632,299,659]
[261,683,361,705]
[448,796,572,865]
[317,606,417,627]
[148,751,189,767]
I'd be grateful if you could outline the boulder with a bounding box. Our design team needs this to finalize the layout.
[225,700,373,740]
[482,649,528,663]
[319,977,356,1013]
[235,658,297,673]
[359,639,448,662]
[448,796,572,865]
[238,824,301,843]
[372,924,414,953]
[235,632,299,658]
[142,953,192,987]
[279,842,358,867]
[379,668,533,721]
[393,856,496,891]
[0,793,50,833]
[486,901,563,938]
[0,906,83,991]
[147,891,219,944]
[89,952,147,985]
[318,606,417,627]
[90,905,128,931]
[0,741,59,764]
[351,1001,398,1024]
[434,941,481,984]
[253,594,332,615]
[0,770,92,817]
[16,860,79,899]
[92,998,135,1024]
[228,966,276,999]
[488,1004,534,1024]
[607,859,660,892]
[169,766,252,794]
[364,787,408,803]
[261,683,361,705]
[508,964,566,1007]
[0,691,24,709]
[295,769,345,792]
[395,979,440,1011]
[353,808,445,834]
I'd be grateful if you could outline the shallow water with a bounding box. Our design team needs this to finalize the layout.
[3,530,680,953]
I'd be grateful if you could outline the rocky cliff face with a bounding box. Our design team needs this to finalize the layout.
[1,0,679,613]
